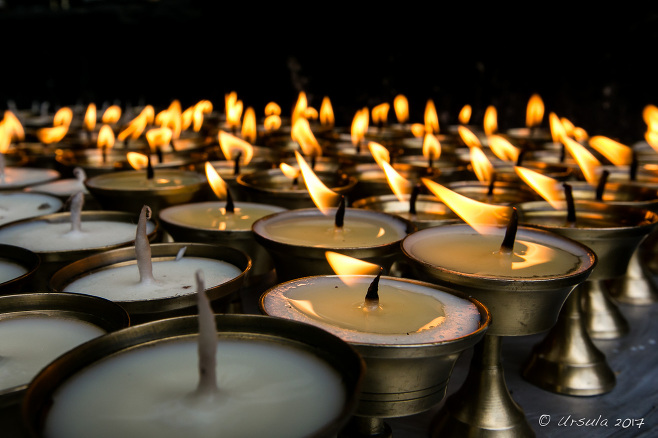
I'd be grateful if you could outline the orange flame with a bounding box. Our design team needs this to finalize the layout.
[410,123,425,137]
[36,125,68,144]
[351,108,369,146]
[526,94,544,128]
[458,105,472,125]
[280,162,301,180]
[155,102,182,139]
[424,99,439,133]
[372,103,390,125]
[117,108,151,142]
[0,125,10,153]
[320,97,335,127]
[422,133,441,161]
[394,94,409,124]
[292,92,308,127]
[264,115,282,131]
[102,105,122,124]
[241,107,257,144]
[295,150,340,214]
[326,251,381,277]
[97,125,115,150]
[549,112,566,143]
[53,107,73,127]
[145,127,173,152]
[422,178,513,234]
[645,129,658,153]
[265,102,281,116]
[369,141,411,201]
[218,130,254,165]
[588,135,633,166]
[470,146,494,183]
[562,136,601,185]
[572,126,589,142]
[205,161,228,199]
[292,117,322,157]
[458,125,482,148]
[225,92,243,128]
[127,152,149,170]
[2,111,24,142]
[514,166,564,209]
[643,104,658,131]
[483,105,498,135]
[488,134,520,162]
[368,141,390,166]
[84,103,97,131]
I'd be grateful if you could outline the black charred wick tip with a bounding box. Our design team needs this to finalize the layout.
[562,182,577,223]
[365,268,383,303]
[630,150,638,181]
[516,149,526,166]
[233,151,242,176]
[335,196,346,228]
[225,189,235,213]
[499,207,518,253]
[595,169,610,201]
[146,155,154,180]
[409,183,421,215]
[487,172,497,197]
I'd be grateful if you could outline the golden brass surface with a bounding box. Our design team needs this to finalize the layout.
[351,194,460,230]
[0,244,40,295]
[522,285,616,396]
[582,279,629,339]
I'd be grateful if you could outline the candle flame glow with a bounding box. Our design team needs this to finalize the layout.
[370,142,413,202]
[102,105,122,124]
[295,150,340,214]
[526,94,544,128]
[394,94,409,124]
[483,105,498,135]
[265,102,281,116]
[146,127,173,152]
[84,103,97,131]
[320,97,335,127]
[2,111,24,142]
[458,105,472,125]
[424,99,439,133]
[225,91,243,129]
[36,125,68,144]
[279,162,301,180]
[97,125,115,150]
[470,146,494,183]
[155,101,182,140]
[127,152,149,170]
[241,107,257,144]
[588,135,633,166]
[514,166,564,209]
[422,178,512,234]
[351,108,369,146]
[218,130,254,165]
[458,125,482,148]
[264,115,282,132]
[562,136,601,185]
[422,133,441,161]
[488,134,520,162]
[549,112,566,143]
[54,107,73,127]
[326,251,381,280]
[205,161,228,199]
[372,103,390,125]
[291,117,322,157]
[117,107,152,142]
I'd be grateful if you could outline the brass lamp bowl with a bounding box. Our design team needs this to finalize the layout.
[401,223,597,337]
[0,210,161,291]
[0,244,40,295]
[260,275,490,420]
[352,194,460,230]
[49,242,251,324]
[0,292,129,412]
[252,208,413,282]
[84,169,210,215]
[22,313,365,438]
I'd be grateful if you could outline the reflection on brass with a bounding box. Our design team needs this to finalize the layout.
[523,285,616,396]
[582,279,629,339]
[0,244,40,295]
[609,246,658,305]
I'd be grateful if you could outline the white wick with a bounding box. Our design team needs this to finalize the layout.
[68,192,84,233]
[0,153,5,184]
[191,270,219,401]
[175,246,187,261]
[135,205,156,284]
[73,167,87,183]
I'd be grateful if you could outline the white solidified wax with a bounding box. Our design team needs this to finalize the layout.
[0,167,59,188]
[256,209,408,248]
[262,276,481,345]
[64,258,242,301]
[0,220,152,252]
[403,230,582,278]
[160,202,285,231]
[0,193,62,226]
[0,316,106,391]
[0,259,28,283]
[89,171,203,190]
[43,338,345,438]
[26,178,88,196]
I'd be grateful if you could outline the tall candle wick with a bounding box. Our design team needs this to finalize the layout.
[335,196,346,228]
[498,207,518,255]
[364,267,383,311]
[190,269,219,402]
[155,146,163,164]
[73,166,86,184]
[630,150,638,181]
[559,143,566,163]
[595,169,610,201]
[233,151,242,176]
[486,172,497,197]
[135,205,156,284]
[515,149,526,166]
[68,192,84,233]
[409,183,421,215]
[0,152,5,184]
[146,154,154,180]
[225,188,235,213]
[562,182,577,225]
[170,137,177,152]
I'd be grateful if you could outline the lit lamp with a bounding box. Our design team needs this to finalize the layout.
[505,93,552,149]
[402,181,597,437]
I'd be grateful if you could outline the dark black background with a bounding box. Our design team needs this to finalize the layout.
[1,1,656,144]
